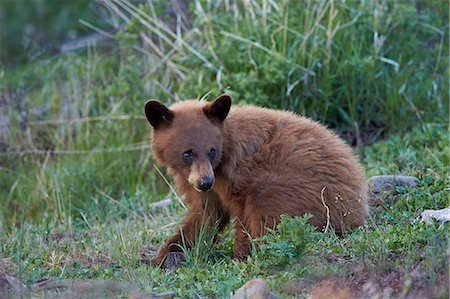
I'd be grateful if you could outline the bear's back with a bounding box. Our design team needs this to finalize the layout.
[219,105,368,232]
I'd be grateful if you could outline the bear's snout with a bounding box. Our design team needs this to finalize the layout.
[196,176,214,192]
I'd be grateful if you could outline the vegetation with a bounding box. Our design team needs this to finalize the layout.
[0,0,107,65]
[0,0,448,298]
[1,125,448,297]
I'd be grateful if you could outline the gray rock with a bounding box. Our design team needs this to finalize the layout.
[60,32,113,53]
[368,175,418,197]
[420,207,450,225]
[232,278,279,299]
[153,292,175,298]
[0,272,26,293]
[149,198,172,209]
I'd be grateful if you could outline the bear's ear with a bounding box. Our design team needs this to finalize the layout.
[144,100,174,129]
[203,94,232,122]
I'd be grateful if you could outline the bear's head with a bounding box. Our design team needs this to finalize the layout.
[144,94,231,192]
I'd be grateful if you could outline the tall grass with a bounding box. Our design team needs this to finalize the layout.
[1,124,447,297]
[0,53,168,228]
[0,0,447,226]
[111,0,448,139]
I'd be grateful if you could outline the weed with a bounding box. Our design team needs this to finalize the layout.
[256,214,319,270]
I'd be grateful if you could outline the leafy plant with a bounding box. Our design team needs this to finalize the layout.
[256,214,318,269]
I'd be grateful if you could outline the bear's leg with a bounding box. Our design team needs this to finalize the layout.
[233,220,251,261]
[151,191,229,267]
[150,211,203,266]
[233,202,279,261]
[232,213,266,261]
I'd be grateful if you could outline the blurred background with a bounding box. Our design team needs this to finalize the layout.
[1,0,104,65]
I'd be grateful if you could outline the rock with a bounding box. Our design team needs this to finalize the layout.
[153,292,175,299]
[31,279,67,292]
[0,272,26,293]
[60,32,113,53]
[232,279,279,299]
[368,175,418,197]
[420,207,450,225]
[128,291,175,299]
[163,252,186,269]
[149,198,172,209]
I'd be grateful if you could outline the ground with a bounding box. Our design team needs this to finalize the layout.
[0,125,448,298]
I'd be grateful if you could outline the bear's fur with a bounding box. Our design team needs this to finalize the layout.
[145,94,368,266]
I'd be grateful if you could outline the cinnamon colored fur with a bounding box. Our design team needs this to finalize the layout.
[144,94,368,266]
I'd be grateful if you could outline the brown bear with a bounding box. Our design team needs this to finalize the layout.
[144,94,368,266]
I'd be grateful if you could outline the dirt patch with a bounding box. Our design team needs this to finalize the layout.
[308,280,352,299]
[2,277,174,298]
[140,244,160,265]
[77,255,114,269]
[47,231,96,243]
[282,263,448,299]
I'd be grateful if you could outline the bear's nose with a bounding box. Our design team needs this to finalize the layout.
[197,176,213,191]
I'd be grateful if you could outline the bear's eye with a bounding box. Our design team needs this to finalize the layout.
[208,148,216,161]
[182,150,193,161]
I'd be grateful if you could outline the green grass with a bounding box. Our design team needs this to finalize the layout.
[0,0,448,297]
[1,0,447,224]
[1,125,448,298]
[114,0,448,136]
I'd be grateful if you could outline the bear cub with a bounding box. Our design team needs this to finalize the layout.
[145,94,368,266]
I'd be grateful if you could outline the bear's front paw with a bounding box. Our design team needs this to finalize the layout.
[150,251,167,267]
[150,251,186,269]
[162,252,186,269]
[234,252,249,263]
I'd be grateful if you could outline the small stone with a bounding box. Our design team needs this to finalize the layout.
[0,272,26,293]
[153,291,176,299]
[420,207,450,225]
[232,278,279,299]
[368,175,418,197]
[163,252,186,269]
[149,198,172,209]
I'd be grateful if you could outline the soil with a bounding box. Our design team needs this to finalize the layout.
[281,260,448,299]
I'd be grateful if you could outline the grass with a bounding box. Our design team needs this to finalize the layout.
[112,0,448,137]
[0,0,448,298]
[1,125,448,298]
[1,0,447,224]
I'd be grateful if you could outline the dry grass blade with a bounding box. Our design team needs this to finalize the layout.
[110,0,214,69]
[320,186,331,233]
[30,115,146,126]
[1,143,151,155]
